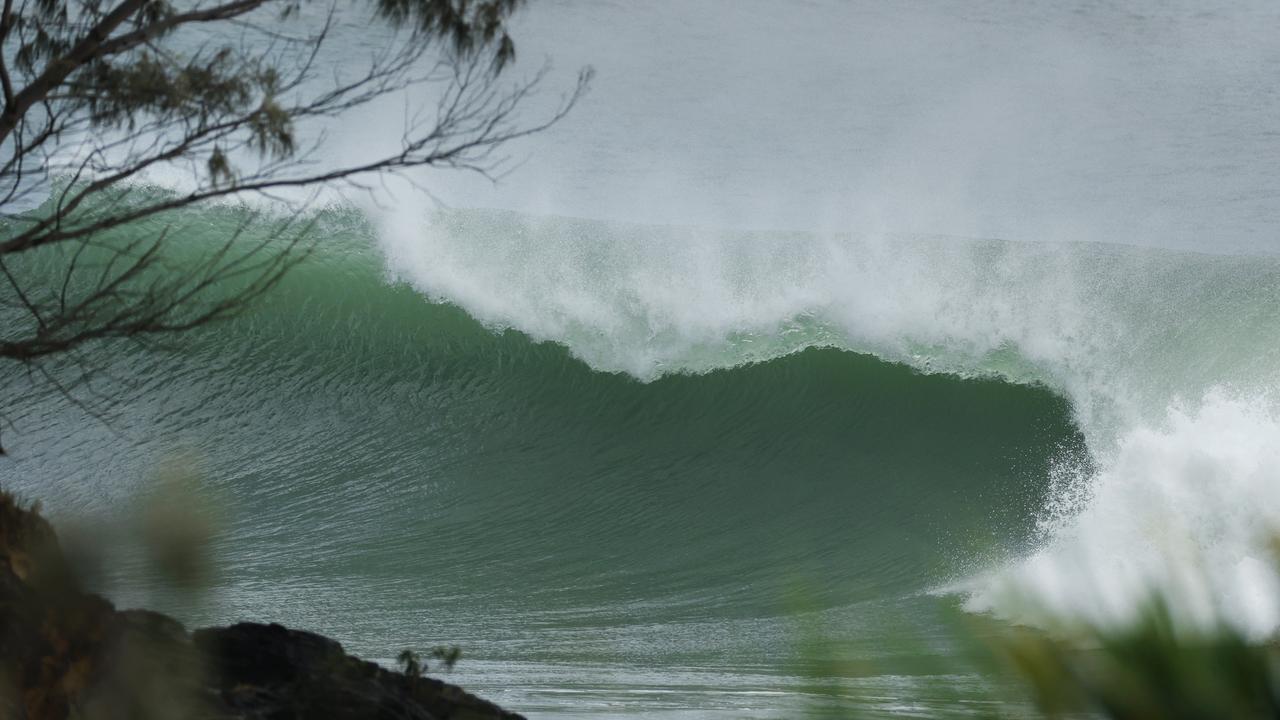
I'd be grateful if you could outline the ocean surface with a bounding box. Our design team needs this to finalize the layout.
[6,1,1280,717]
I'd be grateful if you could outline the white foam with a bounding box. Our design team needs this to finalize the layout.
[965,391,1280,637]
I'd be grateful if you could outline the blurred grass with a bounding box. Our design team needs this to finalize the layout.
[984,597,1280,719]
[793,592,1280,719]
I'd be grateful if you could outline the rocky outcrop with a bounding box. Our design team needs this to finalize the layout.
[0,493,522,720]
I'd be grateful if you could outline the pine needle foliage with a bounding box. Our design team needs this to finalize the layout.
[0,0,590,437]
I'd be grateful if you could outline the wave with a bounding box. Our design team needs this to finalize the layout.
[372,207,1280,633]
[10,193,1280,636]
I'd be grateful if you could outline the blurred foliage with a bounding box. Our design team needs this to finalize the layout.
[795,590,1280,718]
[398,645,462,682]
[136,453,219,590]
[983,598,1280,719]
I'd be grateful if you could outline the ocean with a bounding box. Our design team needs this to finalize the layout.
[6,1,1280,717]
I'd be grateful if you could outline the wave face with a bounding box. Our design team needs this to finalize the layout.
[6,198,1280,715]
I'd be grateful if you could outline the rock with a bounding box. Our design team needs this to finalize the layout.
[194,622,522,720]
[0,492,523,720]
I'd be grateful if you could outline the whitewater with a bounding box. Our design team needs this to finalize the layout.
[7,0,1280,716]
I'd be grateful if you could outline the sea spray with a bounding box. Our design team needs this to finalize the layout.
[967,391,1280,637]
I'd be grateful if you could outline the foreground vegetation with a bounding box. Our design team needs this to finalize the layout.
[986,604,1280,719]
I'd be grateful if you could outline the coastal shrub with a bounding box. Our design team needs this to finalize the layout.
[397,645,462,680]
[985,600,1280,719]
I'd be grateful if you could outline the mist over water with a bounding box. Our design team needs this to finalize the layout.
[422,0,1280,252]
[9,1,1280,716]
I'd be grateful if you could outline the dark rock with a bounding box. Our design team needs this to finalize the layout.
[0,492,523,720]
[194,622,522,720]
